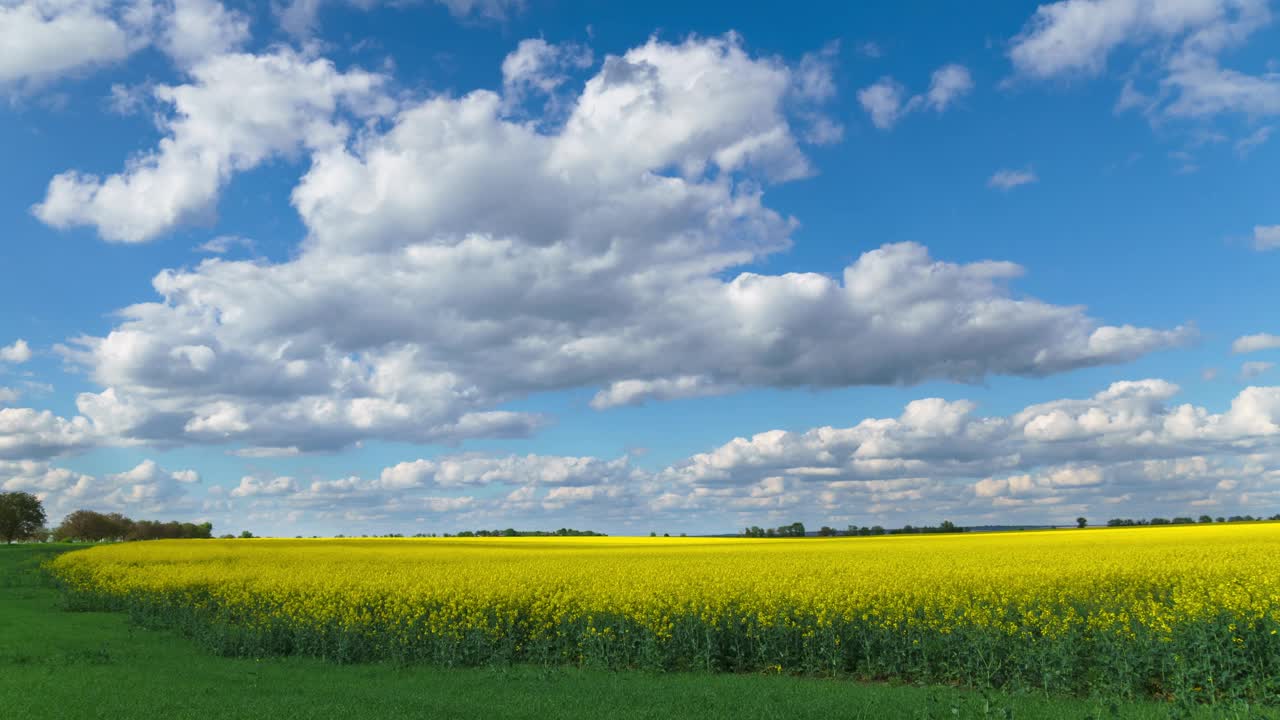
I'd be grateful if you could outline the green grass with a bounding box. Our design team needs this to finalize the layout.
[1,545,1274,720]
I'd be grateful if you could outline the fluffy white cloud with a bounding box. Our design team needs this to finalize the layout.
[786,43,844,144]
[500,37,592,113]
[11,379,1280,533]
[159,0,249,67]
[107,80,149,114]
[664,379,1280,490]
[24,35,1184,458]
[34,48,391,243]
[0,459,94,515]
[52,236,1188,452]
[1009,0,1279,121]
[0,0,138,87]
[0,339,32,363]
[91,460,200,513]
[386,454,640,489]
[0,407,97,460]
[974,465,1105,497]
[1254,225,1280,251]
[857,63,973,129]
[1,0,253,89]
[1233,333,1280,353]
[195,234,253,254]
[590,376,735,409]
[138,379,1280,534]
[1009,0,1234,77]
[792,42,838,99]
[0,457,201,519]
[231,475,299,497]
[988,168,1038,190]
[924,63,974,111]
[856,77,908,129]
[1163,52,1280,118]
[647,379,1280,527]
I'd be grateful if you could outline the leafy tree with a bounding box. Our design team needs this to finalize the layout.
[0,492,47,543]
[54,510,126,541]
[777,522,805,537]
[1076,517,1088,529]
[53,510,212,542]
[239,530,255,539]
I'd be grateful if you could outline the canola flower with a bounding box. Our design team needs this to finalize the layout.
[48,524,1280,701]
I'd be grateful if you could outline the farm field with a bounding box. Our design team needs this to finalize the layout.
[40,524,1280,710]
[3,545,1273,720]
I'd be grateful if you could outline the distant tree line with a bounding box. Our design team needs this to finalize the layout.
[886,520,966,535]
[839,525,885,536]
[0,495,219,543]
[450,528,606,537]
[743,522,807,538]
[744,521,967,538]
[53,509,213,542]
[328,529,606,538]
[1106,514,1280,527]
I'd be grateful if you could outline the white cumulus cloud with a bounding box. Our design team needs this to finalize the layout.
[22,36,1185,458]
[1009,0,1280,122]
[1,339,32,363]
[1254,225,1280,251]
[988,168,1038,190]
[1233,333,1280,354]
[33,48,391,243]
[858,63,973,129]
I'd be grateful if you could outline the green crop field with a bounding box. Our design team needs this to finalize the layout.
[1,544,1276,720]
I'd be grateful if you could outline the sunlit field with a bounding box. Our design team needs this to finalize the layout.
[49,524,1280,703]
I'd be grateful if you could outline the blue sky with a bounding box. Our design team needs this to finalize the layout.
[2,0,1279,535]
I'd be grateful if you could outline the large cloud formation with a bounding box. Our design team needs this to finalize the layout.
[236,379,1280,532]
[1,458,200,518]
[12,379,1280,533]
[21,34,1191,457]
[1,0,250,89]
[1009,0,1279,119]
[34,48,389,242]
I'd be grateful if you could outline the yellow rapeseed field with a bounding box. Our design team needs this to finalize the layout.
[48,524,1280,700]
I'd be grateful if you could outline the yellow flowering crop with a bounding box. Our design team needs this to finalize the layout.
[48,524,1280,701]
